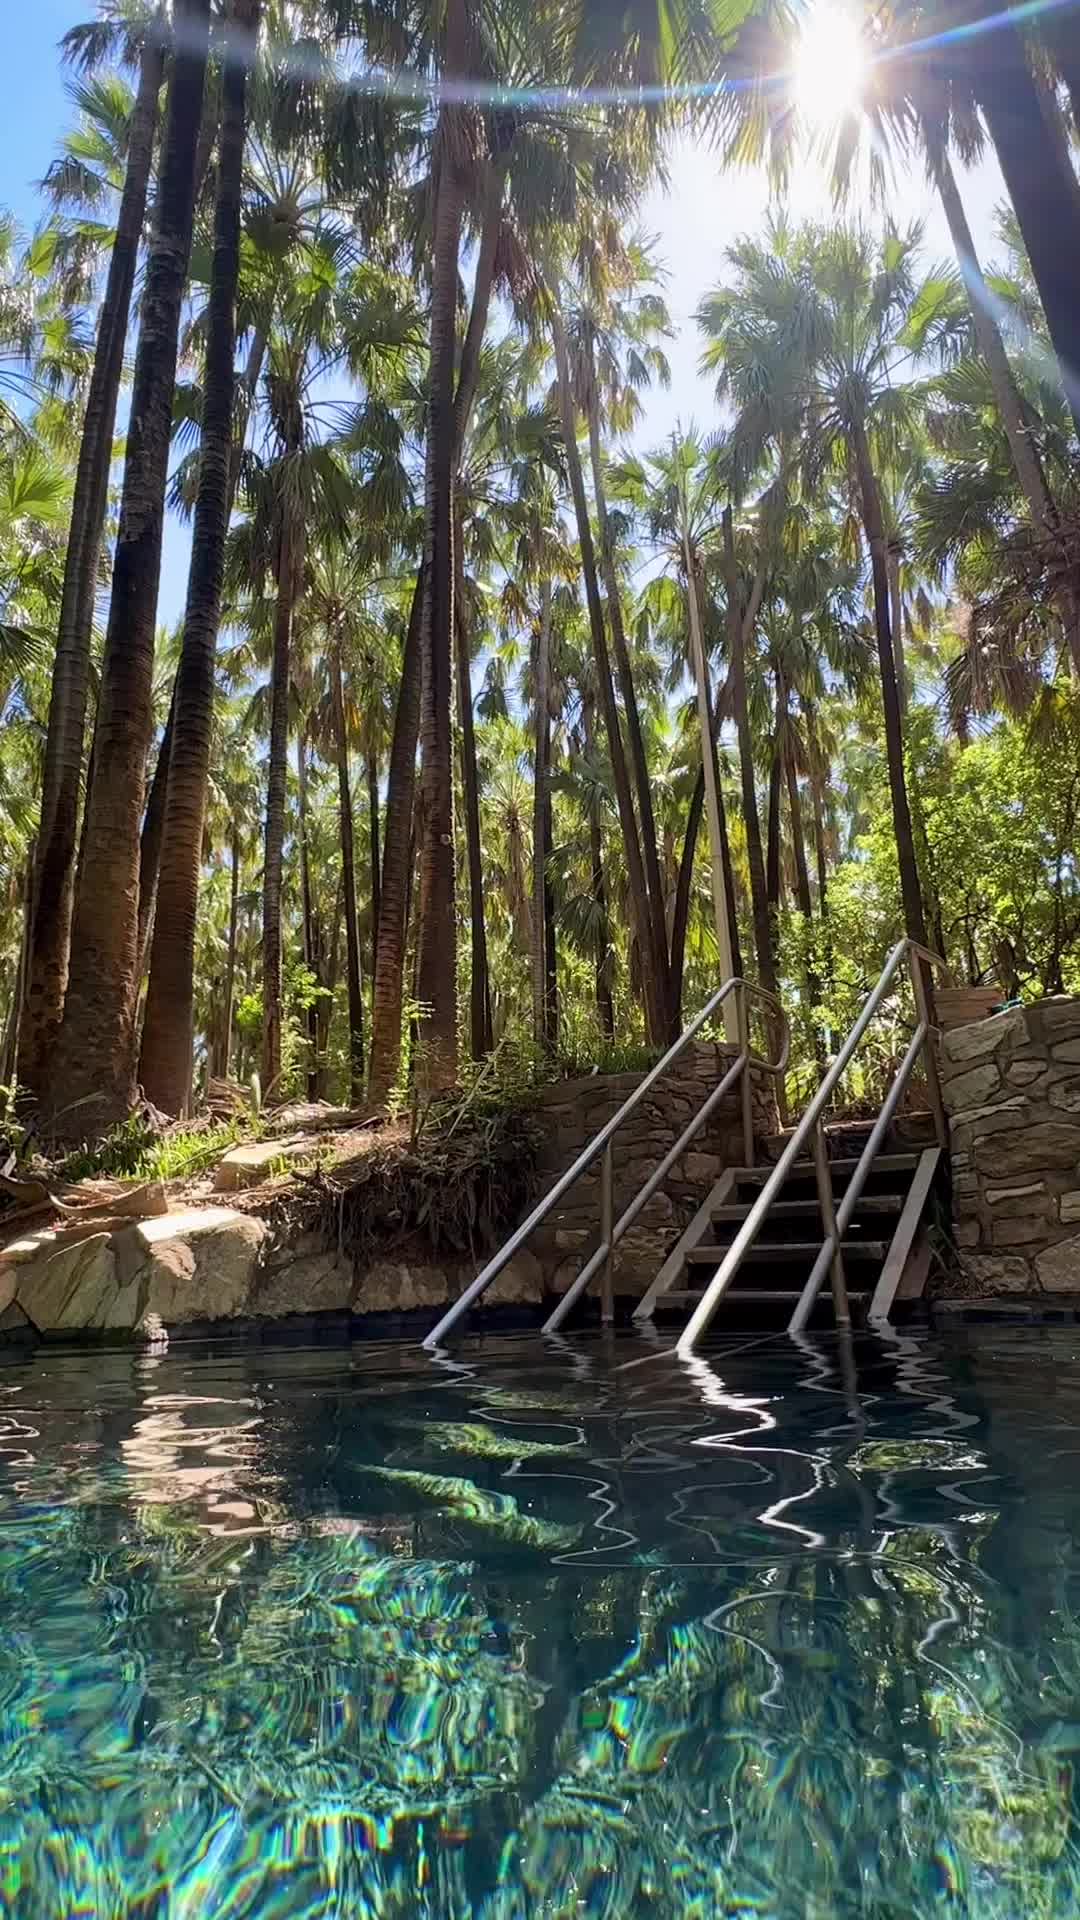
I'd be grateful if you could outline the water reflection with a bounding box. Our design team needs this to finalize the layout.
[0,1328,1078,1914]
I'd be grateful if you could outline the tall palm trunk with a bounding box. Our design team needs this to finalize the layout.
[850,416,928,951]
[723,508,779,1002]
[765,745,783,921]
[582,698,615,1041]
[552,306,666,1045]
[296,727,319,1100]
[368,123,501,1102]
[368,573,422,1102]
[975,20,1080,447]
[586,379,671,1035]
[136,675,177,976]
[330,644,365,1103]
[217,822,240,1080]
[45,0,210,1139]
[261,508,299,1095]
[455,566,491,1062]
[1,847,34,1091]
[671,761,742,1026]
[367,751,381,957]
[532,575,553,1053]
[141,0,256,1114]
[415,0,468,1093]
[20,20,165,1100]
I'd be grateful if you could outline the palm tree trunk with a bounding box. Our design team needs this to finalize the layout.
[1,845,34,1091]
[582,697,615,1041]
[975,20,1080,446]
[261,509,298,1097]
[44,0,210,1140]
[218,822,240,1080]
[851,416,929,952]
[136,677,176,979]
[543,766,558,1053]
[586,380,671,1034]
[532,574,552,1053]
[723,508,779,1002]
[367,751,381,958]
[551,306,666,1046]
[20,19,165,1101]
[368,570,422,1102]
[415,0,468,1093]
[455,545,491,1062]
[331,644,365,1103]
[671,759,743,1027]
[140,0,254,1115]
[765,745,783,920]
[296,726,319,1101]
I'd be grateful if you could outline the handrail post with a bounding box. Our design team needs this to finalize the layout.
[736,981,754,1168]
[811,1116,849,1329]
[600,1140,615,1323]
[908,948,948,1149]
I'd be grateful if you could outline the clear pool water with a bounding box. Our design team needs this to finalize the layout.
[2,1325,1080,1916]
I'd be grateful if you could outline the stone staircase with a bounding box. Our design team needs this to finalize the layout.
[635,1139,943,1330]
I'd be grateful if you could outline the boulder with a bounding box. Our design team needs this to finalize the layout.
[959,1253,1033,1293]
[16,1233,140,1333]
[213,1137,312,1193]
[1036,1234,1080,1291]
[118,1208,267,1324]
[358,1261,451,1312]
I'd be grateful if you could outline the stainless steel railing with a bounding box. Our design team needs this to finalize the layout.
[675,939,951,1355]
[422,978,790,1350]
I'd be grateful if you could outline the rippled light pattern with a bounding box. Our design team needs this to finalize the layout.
[0,1328,1079,1915]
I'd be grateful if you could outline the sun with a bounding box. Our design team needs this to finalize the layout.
[793,3,868,129]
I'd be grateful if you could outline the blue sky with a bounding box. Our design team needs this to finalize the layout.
[9,2,1010,626]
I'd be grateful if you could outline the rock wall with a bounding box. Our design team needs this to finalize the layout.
[0,1046,780,1340]
[943,997,1080,1294]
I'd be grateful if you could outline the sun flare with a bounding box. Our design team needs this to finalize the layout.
[793,4,868,129]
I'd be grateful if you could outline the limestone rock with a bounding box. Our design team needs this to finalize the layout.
[959,1253,1032,1293]
[213,1137,312,1193]
[1061,1192,1080,1224]
[1036,1234,1080,1291]
[954,1218,980,1248]
[114,1206,267,1324]
[992,1217,1049,1247]
[253,1250,352,1318]
[0,1301,36,1343]
[945,1062,1001,1112]
[942,1009,1027,1067]
[952,1171,978,1196]
[682,1152,723,1185]
[985,1181,1045,1205]
[1032,998,1080,1043]
[1053,1040,1080,1065]
[488,1249,544,1304]
[17,1233,140,1332]
[974,1121,1080,1178]
[0,1271,14,1318]
[358,1261,450,1312]
[266,1102,365,1136]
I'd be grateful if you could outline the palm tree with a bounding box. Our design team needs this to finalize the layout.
[700,221,933,954]
[141,0,261,1117]
[20,3,167,1102]
[44,0,211,1138]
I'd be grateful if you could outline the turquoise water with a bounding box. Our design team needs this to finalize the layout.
[2,1326,1080,1916]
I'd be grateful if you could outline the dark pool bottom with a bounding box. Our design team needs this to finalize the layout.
[1,1325,1079,1917]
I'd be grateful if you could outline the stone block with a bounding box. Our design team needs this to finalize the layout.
[212,1137,313,1192]
[1037,1234,1080,1291]
[488,1249,544,1305]
[942,1009,1028,1067]
[1007,1060,1048,1088]
[682,1152,723,1185]
[945,1062,1001,1112]
[120,1206,266,1324]
[975,1121,1080,1178]
[1053,1040,1080,1065]
[952,1172,979,1196]
[1030,998,1080,1044]
[959,1253,1033,1292]
[954,1217,981,1248]
[1049,1077,1080,1113]
[1061,1192,1080,1224]
[992,1217,1049,1247]
[16,1233,136,1332]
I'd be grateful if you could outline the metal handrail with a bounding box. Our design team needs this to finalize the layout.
[422,978,790,1350]
[675,938,951,1356]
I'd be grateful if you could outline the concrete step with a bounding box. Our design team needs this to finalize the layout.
[684,1240,889,1267]
[656,1288,872,1312]
[710,1195,902,1224]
